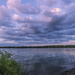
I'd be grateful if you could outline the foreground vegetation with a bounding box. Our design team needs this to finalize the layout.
[0,45,75,48]
[0,51,28,75]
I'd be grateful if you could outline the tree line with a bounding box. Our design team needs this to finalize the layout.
[0,45,75,48]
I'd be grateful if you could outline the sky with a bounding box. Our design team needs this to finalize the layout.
[0,0,75,46]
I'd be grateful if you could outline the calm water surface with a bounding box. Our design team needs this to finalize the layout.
[0,48,75,75]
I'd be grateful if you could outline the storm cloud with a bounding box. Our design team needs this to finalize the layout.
[0,0,75,46]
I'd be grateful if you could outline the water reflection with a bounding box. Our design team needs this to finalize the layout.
[0,48,75,75]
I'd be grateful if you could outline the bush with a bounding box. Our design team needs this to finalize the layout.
[0,51,28,75]
[0,51,21,75]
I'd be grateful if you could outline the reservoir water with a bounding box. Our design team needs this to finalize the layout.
[0,48,75,75]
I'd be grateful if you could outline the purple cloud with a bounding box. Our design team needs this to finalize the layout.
[7,0,41,14]
[0,0,75,45]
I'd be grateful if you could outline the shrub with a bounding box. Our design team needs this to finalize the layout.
[0,51,21,75]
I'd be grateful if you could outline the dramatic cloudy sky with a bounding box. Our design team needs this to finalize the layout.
[0,0,75,46]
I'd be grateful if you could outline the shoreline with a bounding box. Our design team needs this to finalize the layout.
[61,68,75,75]
[0,45,75,48]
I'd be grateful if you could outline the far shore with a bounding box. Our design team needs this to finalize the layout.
[0,45,75,48]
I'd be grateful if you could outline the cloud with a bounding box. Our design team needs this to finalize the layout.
[62,40,75,45]
[37,0,58,7]
[0,6,10,19]
[42,8,61,18]
[44,0,58,7]
[7,0,41,14]
[0,5,13,27]
[13,14,44,23]
[62,0,74,5]
[4,4,75,44]
[0,0,75,46]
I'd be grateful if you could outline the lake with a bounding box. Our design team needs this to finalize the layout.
[0,48,75,75]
